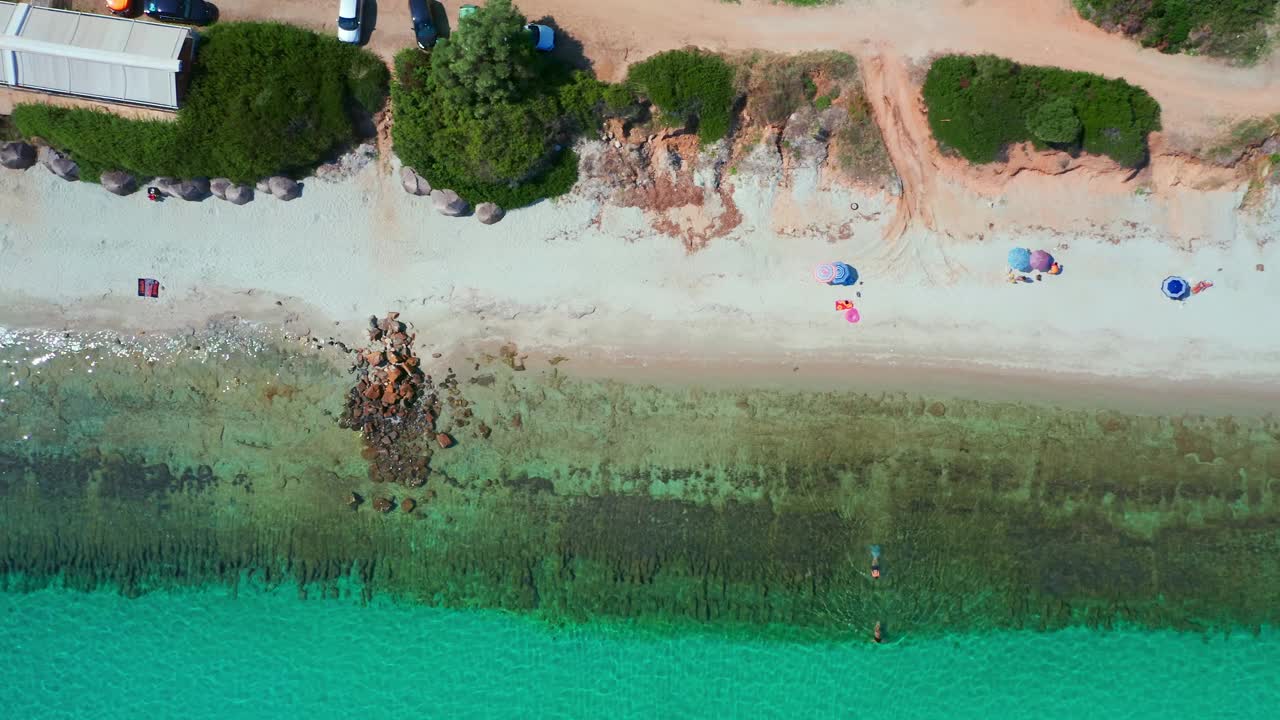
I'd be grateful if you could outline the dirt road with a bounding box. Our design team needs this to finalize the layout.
[214,0,1279,137]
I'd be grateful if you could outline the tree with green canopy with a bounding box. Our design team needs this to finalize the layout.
[1027,97,1083,145]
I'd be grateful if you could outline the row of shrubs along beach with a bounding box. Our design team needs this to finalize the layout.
[3,0,1176,220]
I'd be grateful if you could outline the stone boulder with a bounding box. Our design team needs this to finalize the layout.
[224,183,254,205]
[153,177,181,196]
[400,166,431,195]
[210,177,232,200]
[38,147,78,181]
[100,171,137,196]
[255,178,271,194]
[152,176,206,200]
[475,202,505,225]
[431,189,469,216]
[267,176,301,201]
[0,141,36,170]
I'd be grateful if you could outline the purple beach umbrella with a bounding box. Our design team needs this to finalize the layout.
[1030,250,1054,272]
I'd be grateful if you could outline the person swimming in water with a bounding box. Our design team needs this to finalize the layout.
[870,545,882,580]
[873,621,883,643]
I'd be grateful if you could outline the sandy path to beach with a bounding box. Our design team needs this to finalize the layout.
[216,0,1280,137]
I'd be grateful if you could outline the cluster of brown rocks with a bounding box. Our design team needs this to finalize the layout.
[338,312,445,487]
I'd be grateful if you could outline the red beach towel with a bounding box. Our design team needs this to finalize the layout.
[137,278,160,298]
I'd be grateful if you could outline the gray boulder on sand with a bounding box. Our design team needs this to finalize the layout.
[431,189,469,216]
[400,166,431,195]
[158,177,208,201]
[210,177,232,200]
[38,147,79,181]
[224,183,254,205]
[475,202,505,224]
[256,178,271,194]
[153,177,208,201]
[1,141,37,170]
[268,176,301,201]
[100,171,137,196]
[211,177,253,205]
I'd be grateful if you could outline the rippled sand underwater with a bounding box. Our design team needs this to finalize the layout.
[2,325,1279,642]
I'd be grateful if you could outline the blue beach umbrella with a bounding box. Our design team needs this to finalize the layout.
[1162,276,1190,301]
[1007,247,1032,272]
[830,262,859,286]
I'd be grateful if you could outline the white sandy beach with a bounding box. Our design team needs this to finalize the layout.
[2,136,1279,414]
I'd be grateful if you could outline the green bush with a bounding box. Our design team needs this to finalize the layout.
[1027,97,1082,144]
[922,54,1161,167]
[392,0,631,206]
[627,49,735,143]
[13,22,388,183]
[1074,0,1279,62]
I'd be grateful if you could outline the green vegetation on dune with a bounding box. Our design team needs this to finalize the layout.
[922,54,1161,168]
[391,0,635,207]
[12,22,387,183]
[627,49,736,144]
[1074,0,1279,62]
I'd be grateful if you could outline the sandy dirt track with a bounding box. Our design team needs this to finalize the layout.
[208,0,1280,137]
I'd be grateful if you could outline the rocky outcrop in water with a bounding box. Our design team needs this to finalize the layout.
[338,312,447,486]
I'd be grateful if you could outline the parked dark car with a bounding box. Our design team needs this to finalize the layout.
[409,0,438,49]
[144,0,217,26]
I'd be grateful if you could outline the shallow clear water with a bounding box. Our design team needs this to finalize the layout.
[1,584,1277,719]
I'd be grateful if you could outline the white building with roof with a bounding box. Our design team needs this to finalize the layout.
[0,1,194,110]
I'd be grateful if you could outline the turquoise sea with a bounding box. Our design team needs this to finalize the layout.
[3,326,1279,718]
[2,584,1277,719]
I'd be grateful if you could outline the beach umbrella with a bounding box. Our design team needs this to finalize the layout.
[1030,250,1054,272]
[813,263,836,283]
[845,307,861,324]
[1162,276,1190,301]
[830,262,859,286]
[1007,247,1032,272]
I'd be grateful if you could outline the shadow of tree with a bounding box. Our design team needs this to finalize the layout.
[530,15,592,75]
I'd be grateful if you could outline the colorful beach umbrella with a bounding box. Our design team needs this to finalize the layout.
[830,262,859,286]
[1030,250,1054,272]
[1007,247,1032,272]
[813,263,836,283]
[1162,276,1190,301]
[845,307,861,324]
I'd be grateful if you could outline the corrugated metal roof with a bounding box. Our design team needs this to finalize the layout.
[0,2,189,109]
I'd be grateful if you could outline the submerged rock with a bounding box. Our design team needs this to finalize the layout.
[0,141,36,170]
[400,498,416,514]
[372,497,394,513]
